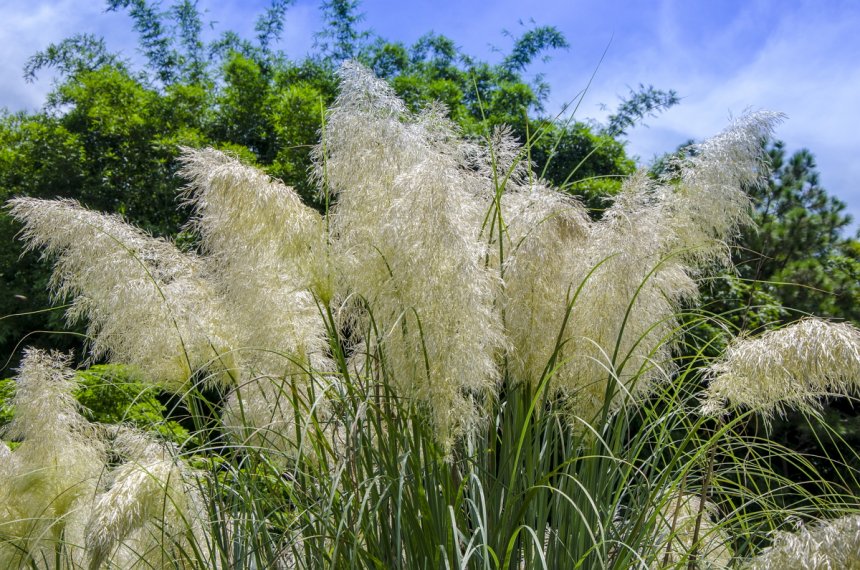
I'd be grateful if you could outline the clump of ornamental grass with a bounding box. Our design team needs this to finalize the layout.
[0,350,211,569]
[4,62,860,569]
[6,63,780,450]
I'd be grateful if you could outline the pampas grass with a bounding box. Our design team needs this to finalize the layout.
[745,514,860,569]
[2,63,858,569]
[7,199,230,391]
[0,351,206,569]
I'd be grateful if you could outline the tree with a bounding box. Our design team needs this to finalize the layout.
[654,136,859,330]
[603,84,679,138]
[740,141,860,321]
[315,0,370,62]
[529,120,636,213]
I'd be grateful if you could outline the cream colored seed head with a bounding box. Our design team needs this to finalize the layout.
[8,198,232,391]
[85,427,210,570]
[315,61,505,448]
[745,515,860,570]
[647,493,733,569]
[702,318,860,419]
[179,147,333,382]
[0,349,105,568]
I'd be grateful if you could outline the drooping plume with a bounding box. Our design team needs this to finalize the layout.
[665,111,783,266]
[315,62,504,445]
[85,428,210,570]
[179,148,332,376]
[8,198,231,390]
[179,149,337,463]
[745,515,860,570]
[702,318,860,418]
[0,349,105,568]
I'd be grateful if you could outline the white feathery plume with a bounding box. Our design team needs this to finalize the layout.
[648,493,733,569]
[702,318,860,418]
[745,515,860,570]
[178,147,327,295]
[498,112,780,423]
[564,171,698,421]
[85,428,210,570]
[178,148,331,373]
[8,198,231,390]
[0,349,105,568]
[498,156,694,422]
[178,148,338,463]
[498,181,590,388]
[665,111,783,267]
[315,62,504,446]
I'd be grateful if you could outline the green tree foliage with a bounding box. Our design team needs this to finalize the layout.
[603,84,679,137]
[530,120,636,213]
[316,0,370,62]
[739,141,860,321]
[655,138,859,333]
[106,0,180,84]
[23,33,124,82]
[255,0,294,52]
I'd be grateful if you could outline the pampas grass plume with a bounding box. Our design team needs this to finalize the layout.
[650,493,733,569]
[8,198,231,390]
[85,428,209,570]
[317,62,504,446]
[702,318,860,418]
[0,349,105,567]
[746,515,860,570]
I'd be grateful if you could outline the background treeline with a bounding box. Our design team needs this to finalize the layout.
[2,0,859,457]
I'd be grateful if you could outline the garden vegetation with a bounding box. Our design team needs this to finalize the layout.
[2,61,860,569]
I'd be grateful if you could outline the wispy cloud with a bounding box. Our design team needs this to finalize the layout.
[547,0,860,226]
[0,1,138,111]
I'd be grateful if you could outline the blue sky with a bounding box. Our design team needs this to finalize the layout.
[2,0,858,229]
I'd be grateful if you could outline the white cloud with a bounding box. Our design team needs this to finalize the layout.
[0,1,140,111]
[543,0,860,231]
